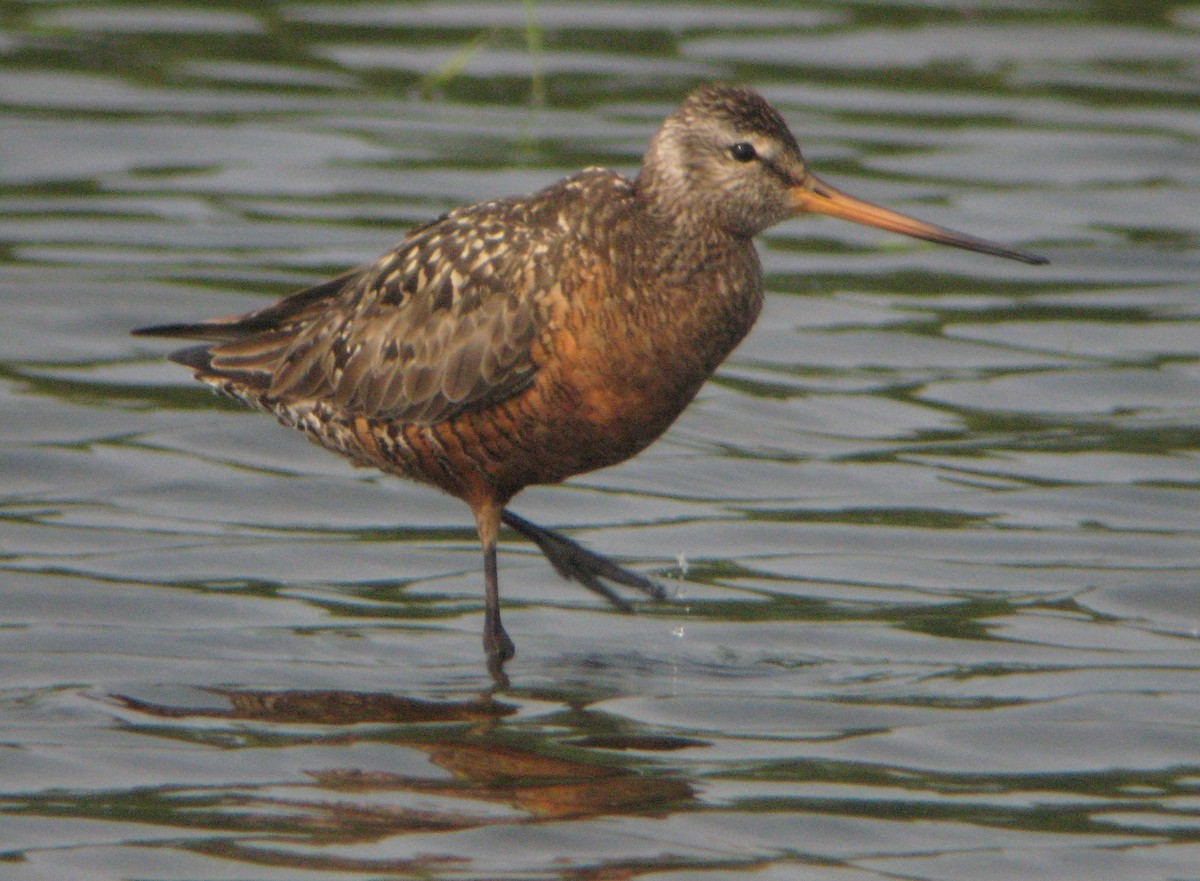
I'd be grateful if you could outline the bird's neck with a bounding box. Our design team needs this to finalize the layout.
[615,185,765,385]
[633,193,760,304]
[631,181,748,282]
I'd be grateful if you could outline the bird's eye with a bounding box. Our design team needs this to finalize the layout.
[729,142,758,163]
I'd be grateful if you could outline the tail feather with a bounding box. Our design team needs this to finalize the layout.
[134,269,360,396]
[136,318,297,395]
[132,320,241,341]
[132,268,359,342]
[167,344,216,373]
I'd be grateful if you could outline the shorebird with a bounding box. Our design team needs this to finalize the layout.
[135,84,1046,680]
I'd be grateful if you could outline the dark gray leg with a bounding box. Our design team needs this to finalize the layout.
[481,535,514,683]
[474,503,514,685]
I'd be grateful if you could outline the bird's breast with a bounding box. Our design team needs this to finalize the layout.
[550,263,763,464]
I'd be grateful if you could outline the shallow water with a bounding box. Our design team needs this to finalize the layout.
[2,1,1200,878]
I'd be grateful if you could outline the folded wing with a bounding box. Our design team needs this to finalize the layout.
[135,201,549,426]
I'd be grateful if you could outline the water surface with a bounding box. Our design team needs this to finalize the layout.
[2,1,1200,878]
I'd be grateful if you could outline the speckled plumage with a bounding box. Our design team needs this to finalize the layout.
[153,161,763,506]
[136,83,1045,680]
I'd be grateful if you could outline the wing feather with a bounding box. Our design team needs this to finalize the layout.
[135,168,637,427]
[138,200,551,425]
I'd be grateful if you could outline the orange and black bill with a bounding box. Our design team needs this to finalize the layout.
[791,174,1048,266]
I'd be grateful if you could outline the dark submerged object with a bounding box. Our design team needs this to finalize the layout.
[134,84,1046,681]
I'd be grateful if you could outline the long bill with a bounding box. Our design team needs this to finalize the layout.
[791,173,1048,266]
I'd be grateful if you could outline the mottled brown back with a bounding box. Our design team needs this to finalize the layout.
[157,176,630,426]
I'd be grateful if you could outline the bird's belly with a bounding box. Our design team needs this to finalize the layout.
[280,286,750,505]
[437,360,702,501]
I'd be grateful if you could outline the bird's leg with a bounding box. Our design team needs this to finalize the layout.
[475,503,514,683]
[500,509,668,606]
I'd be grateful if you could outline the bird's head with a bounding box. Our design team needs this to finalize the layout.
[640,83,1046,265]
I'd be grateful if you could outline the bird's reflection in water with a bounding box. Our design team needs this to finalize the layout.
[110,687,699,873]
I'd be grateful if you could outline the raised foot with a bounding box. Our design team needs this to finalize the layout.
[501,509,668,610]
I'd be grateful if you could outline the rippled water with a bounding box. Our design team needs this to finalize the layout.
[3,1,1200,878]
